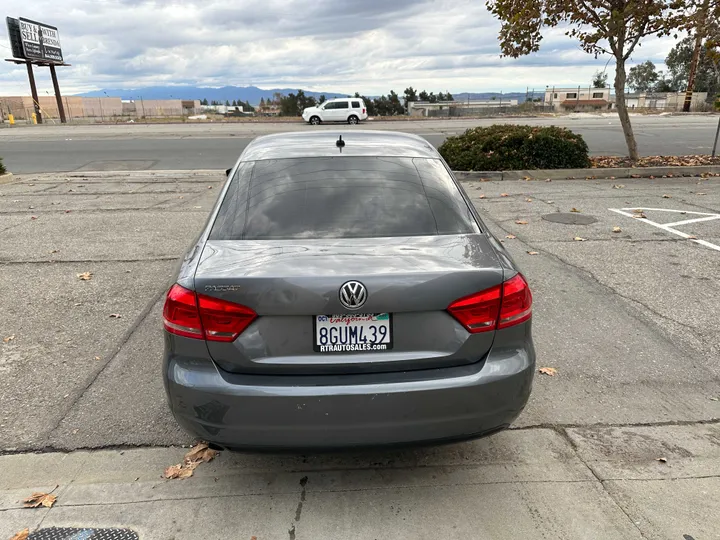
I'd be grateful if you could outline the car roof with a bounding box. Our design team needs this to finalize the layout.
[240,130,441,161]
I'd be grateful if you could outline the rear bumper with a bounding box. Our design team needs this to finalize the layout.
[164,345,534,450]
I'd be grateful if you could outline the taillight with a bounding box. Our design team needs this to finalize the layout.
[447,274,532,333]
[197,293,257,342]
[447,285,501,333]
[362,108,366,114]
[497,274,532,329]
[163,284,257,342]
[163,284,203,339]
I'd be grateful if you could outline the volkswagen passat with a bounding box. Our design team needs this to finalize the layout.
[162,131,535,449]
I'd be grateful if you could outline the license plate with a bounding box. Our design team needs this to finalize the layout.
[314,314,392,353]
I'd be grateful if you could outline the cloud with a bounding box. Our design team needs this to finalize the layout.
[0,0,681,96]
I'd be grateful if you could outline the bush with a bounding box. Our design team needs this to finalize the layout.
[439,124,590,171]
[0,157,5,175]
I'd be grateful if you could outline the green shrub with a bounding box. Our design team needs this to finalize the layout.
[439,124,590,171]
[0,157,5,175]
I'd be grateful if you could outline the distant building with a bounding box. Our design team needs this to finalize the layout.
[257,103,280,116]
[408,99,519,117]
[611,91,708,111]
[202,104,244,115]
[543,87,611,111]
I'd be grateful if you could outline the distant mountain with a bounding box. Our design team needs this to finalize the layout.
[75,85,350,105]
[75,86,543,105]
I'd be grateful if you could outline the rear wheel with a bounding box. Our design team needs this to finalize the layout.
[348,115,359,125]
[309,116,321,125]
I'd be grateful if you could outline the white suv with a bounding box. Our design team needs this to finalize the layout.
[302,98,368,125]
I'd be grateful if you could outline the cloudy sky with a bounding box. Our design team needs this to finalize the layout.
[1,0,679,96]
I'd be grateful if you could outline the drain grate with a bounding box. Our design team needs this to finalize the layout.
[542,213,597,225]
[30,528,139,540]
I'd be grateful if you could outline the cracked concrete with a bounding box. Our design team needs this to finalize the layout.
[2,170,720,538]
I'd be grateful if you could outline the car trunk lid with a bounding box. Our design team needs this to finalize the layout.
[194,234,503,374]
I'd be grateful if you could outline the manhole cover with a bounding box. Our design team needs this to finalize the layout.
[542,213,597,225]
[30,528,138,540]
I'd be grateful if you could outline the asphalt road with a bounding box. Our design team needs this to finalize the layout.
[1,169,719,538]
[1,115,719,173]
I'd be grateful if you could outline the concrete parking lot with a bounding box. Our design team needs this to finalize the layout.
[1,169,719,538]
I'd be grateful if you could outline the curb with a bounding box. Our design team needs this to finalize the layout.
[454,165,720,181]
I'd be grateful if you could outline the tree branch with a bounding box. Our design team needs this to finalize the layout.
[623,20,649,60]
[575,0,608,30]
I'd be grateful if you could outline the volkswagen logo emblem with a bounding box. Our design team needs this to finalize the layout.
[339,281,367,310]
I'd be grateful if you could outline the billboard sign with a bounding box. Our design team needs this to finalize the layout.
[17,17,63,63]
[5,17,26,59]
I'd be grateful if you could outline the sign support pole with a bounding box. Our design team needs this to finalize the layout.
[26,61,42,124]
[49,64,66,123]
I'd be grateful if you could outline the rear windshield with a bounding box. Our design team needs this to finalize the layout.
[209,157,479,240]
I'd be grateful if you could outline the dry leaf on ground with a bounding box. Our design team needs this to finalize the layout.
[164,441,219,480]
[655,457,667,463]
[23,490,57,508]
[612,227,622,233]
[538,367,557,376]
[500,193,509,197]
[77,272,93,281]
[515,220,528,225]
[612,184,625,189]
[527,251,539,255]
[526,198,533,202]
[570,208,580,213]
[109,313,122,318]
[9,529,29,540]
[3,335,15,343]
[164,462,197,480]
[662,194,671,198]
[477,194,486,199]
[506,234,517,239]
[591,154,720,168]
[573,237,586,242]
[185,441,219,464]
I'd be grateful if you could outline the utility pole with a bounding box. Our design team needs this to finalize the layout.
[712,115,720,158]
[683,0,711,113]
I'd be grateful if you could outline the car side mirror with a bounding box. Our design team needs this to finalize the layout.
[225,168,232,177]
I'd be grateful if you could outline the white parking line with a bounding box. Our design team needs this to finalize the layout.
[609,207,720,253]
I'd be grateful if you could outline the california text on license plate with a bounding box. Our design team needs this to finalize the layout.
[314,314,393,353]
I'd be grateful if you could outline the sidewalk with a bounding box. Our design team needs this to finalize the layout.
[2,423,719,540]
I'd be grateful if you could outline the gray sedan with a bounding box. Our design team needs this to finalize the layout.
[162,130,535,449]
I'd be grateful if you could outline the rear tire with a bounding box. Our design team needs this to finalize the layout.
[348,115,359,125]
[309,116,321,125]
